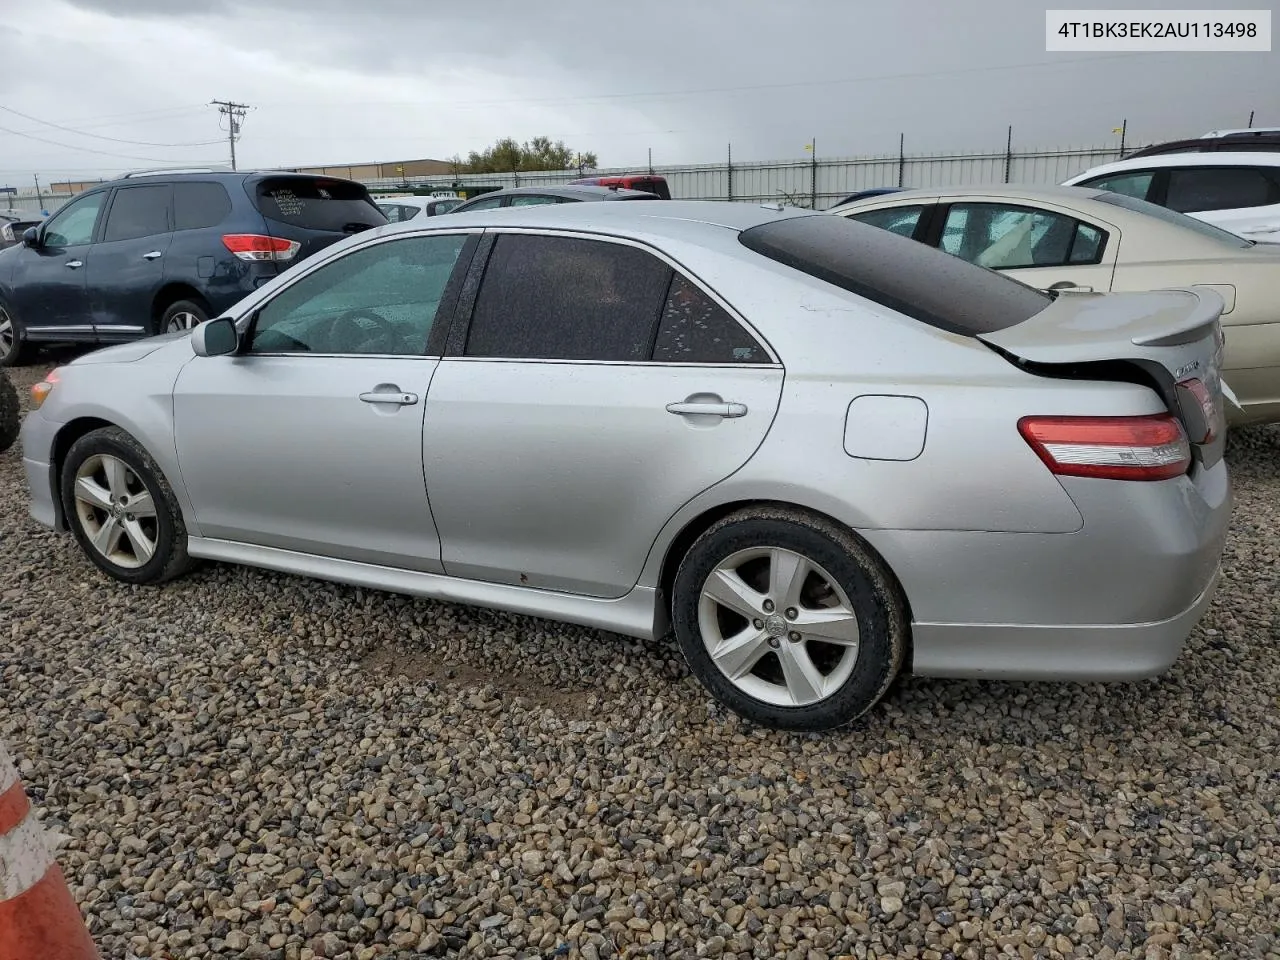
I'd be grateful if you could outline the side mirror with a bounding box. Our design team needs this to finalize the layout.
[191,317,239,357]
[21,227,39,247]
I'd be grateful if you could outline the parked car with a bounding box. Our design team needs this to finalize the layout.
[1062,152,1280,242]
[1125,127,1280,158]
[374,194,464,221]
[568,174,671,200]
[0,369,17,453]
[445,184,661,214]
[20,200,1229,730]
[829,184,1280,425]
[0,211,42,250]
[0,167,388,366]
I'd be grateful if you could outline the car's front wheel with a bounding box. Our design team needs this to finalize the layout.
[671,508,908,731]
[60,426,193,585]
[0,304,33,367]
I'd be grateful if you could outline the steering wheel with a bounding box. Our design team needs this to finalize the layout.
[325,308,401,353]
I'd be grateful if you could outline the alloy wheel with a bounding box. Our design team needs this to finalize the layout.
[165,311,202,333]
[72,454,159,569]
[698,546,861,707]
[0,308,13,360]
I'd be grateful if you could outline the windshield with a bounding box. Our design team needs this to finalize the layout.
[1092,191,1255,248]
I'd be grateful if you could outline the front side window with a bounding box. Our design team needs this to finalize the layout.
[509,195,563,207]
[846,204,926,239]
[42,192,106,247]
[249,234,468,355]
[464,234,672,361]
[103,185,172,243]
[1080,171,1156,201]
[940,203,1105,269]
[1165,167,1278,212]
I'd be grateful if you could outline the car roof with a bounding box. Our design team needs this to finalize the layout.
[828,183,1110,209]
[465,184,658,201]
[1066,151,1280,178]
[383,198,814,238]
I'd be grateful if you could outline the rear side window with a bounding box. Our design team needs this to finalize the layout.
[1164,167,1278,212]
[845,205,926,238]
[173,182,231,231]
[253,177,387,232]
[1079,170,1155,201]
[103,185,171,242]
[653,275,768,364]
[739,214,1052,336]
[465,234,671,361]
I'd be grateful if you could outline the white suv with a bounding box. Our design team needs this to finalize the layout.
[1063,151,1280,243]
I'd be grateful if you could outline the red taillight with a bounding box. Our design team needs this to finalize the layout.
[221,234,301,262]
[1177,377,1217,444]
[1018,414,1191,481]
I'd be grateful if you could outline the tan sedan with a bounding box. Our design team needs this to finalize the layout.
[828,184,1280,425]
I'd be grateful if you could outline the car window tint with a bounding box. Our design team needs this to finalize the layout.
[846,205,925,238]
[462,196,505,211]
[103,186,171,243]
[173,182,232,231]
[432,198,462,214]
[1068,223,1104,263]
[400,205,421,220]
[509,195,560,206]
[253,177,386,232]
[940,203,1103,269]
[1080,171,1155,200]
[652,274,768,364]
[377,204,401,222]
[249,234,468,355]
[1165,167,1277,212]
[465,234,671,361]
[42,192,105,246]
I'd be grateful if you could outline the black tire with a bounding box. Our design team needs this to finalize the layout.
[671,507,908,731]
[158,298,209,336]
[0,369,19,454]
[60,426,193,585]
[0,302,34,368]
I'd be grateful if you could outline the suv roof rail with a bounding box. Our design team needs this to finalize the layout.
[1200,127,1280,138]
[120,165,234,178]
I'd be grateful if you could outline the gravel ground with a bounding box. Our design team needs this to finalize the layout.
[2,358,1278,960]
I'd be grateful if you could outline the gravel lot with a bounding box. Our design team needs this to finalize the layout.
[2,358,1277,960]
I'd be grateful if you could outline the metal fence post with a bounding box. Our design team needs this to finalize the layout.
[1004,126,1013,183]
[897,133,905,188]
[810,137,817,209]
[727,143,733,202]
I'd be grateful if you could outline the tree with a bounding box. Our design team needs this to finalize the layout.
[460,136,597,174]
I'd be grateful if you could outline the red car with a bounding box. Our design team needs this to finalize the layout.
[568,173,671,200]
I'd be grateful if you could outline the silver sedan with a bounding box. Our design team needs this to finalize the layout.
[19,201,1231,730]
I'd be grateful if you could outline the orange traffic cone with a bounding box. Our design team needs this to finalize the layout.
[0,742,100,960]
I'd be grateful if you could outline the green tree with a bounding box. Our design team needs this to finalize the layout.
[460,136,597,173]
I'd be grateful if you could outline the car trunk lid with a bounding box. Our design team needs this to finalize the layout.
[978,287,1229,469]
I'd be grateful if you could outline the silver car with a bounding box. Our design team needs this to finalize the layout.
[19,201,1231,731]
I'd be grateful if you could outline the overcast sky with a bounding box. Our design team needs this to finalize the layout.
[0,0,1275,184]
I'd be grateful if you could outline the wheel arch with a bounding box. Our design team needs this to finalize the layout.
[151,284,209,332]
[653,498,916,670]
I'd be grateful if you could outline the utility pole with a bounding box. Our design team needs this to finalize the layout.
[210,99,250,170]
[32,174,43,212]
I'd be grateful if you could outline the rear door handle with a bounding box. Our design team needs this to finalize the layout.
[142,250,163,261]
[359,388,418,406]
[65,259,83,269]
[666,401,748,418]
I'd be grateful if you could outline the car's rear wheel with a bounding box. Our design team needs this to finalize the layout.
[671,509,907,731]
[160,299,209,335]
[0,304,33,367]
[61,427,193,585]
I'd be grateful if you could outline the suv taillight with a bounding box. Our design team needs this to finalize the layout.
[1018,414,1191,481]
[222,234,301,262]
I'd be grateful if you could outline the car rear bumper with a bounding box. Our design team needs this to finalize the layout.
[862,458,1231,680]
[908,561,1221,680]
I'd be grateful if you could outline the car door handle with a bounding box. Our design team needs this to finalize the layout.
[65,259,83,269]
[359,389,418,406]
[1047,280,1092,292]
[666,400,748,418]
[142,250,163,260]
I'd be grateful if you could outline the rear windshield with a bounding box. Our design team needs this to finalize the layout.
[1091,191,1256,248]
[739,213,1052,335]
[252,176,387,233]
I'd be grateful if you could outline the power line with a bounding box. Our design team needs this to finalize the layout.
[210,99,251,171]
[0,121,225,163]
[0,103,224,148]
